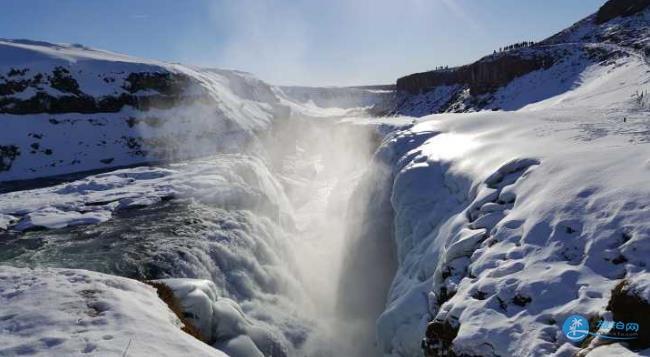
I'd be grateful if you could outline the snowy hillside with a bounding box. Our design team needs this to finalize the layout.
[393,1,650,116]
[0,39,287,182]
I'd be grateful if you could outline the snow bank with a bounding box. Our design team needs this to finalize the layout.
[376,53,650,356]
[0,265,226,356]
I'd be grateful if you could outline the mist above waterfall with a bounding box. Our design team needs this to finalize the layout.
[262,108,393,355]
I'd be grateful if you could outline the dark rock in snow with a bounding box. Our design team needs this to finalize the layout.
[422,319,460,357]
[0,145,20,171]
[596,0,650,24]
[607,280,650,350]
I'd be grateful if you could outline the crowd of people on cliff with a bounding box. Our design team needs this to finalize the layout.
[494,41,536,54]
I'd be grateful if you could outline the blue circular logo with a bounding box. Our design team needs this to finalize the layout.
[562,315,590,342]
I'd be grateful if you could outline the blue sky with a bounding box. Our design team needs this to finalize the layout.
[1,0,605,86]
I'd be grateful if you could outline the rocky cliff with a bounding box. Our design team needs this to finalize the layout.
[596,0,650,24]
[394,0,650,116]
[396,52,553,96]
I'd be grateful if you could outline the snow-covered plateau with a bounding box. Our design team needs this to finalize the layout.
[1,0,650,356]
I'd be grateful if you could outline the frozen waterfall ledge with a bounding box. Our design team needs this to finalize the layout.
[0,266,226,356]
[154,278,288,357]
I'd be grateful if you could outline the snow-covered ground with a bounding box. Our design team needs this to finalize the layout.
[376,44,650,356]
[0,265,226,356]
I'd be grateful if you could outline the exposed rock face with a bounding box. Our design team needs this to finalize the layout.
[396,53,553,96]
[595,0,650,24]
[607,279,650,350]
[422,320,459,357]
[0,68,197,114]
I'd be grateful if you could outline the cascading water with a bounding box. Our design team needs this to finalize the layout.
[266,114,396,356]
[0,109,400,356]
[0,44,403,354]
